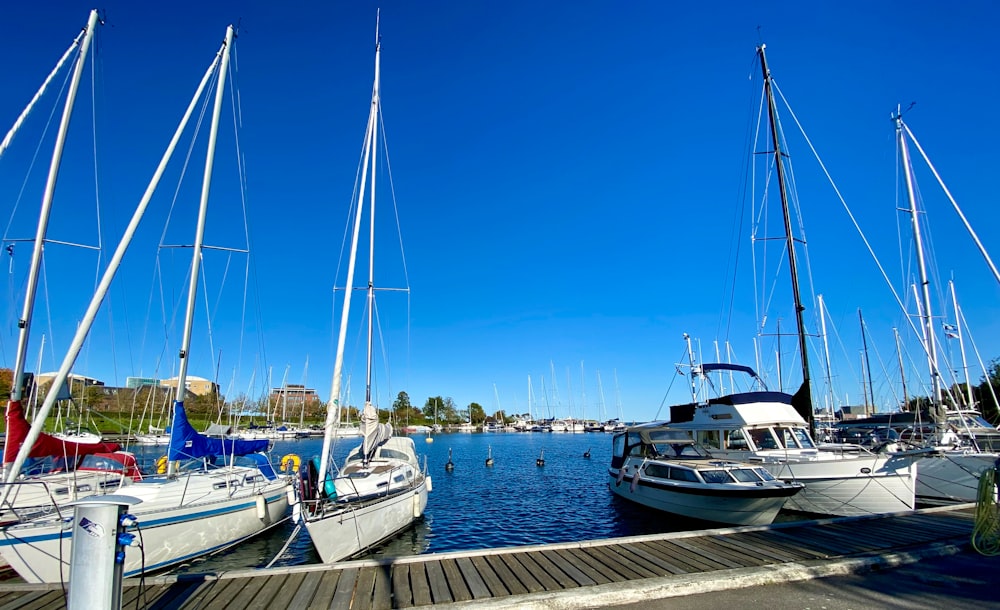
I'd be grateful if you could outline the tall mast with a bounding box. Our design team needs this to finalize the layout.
[365,23,381,408]
[859,309,876,411]
[8,10,99,406]
[319,19,381,482]
[895,111,942,405]
[758,44,813,428]
[818,295,836,415]
[949,281,973,407]
[894,328,910,410]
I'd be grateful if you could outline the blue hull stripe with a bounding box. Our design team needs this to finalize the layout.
[0,492,286,547]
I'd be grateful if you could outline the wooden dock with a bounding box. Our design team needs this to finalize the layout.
[0,505,976,609]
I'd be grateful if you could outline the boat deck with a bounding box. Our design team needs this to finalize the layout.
[0,505,976,609]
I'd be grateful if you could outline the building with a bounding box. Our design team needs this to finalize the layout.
[159,375,219,397]
[126,376,160,389]
[269,384,320,406]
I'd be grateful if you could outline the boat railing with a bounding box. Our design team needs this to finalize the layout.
[0,480,68,523]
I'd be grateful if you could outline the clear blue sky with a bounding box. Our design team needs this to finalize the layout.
[1,1,997,423]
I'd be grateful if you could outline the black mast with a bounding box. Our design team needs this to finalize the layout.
[758,44,814,430]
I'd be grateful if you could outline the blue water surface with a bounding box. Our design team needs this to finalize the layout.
[135,431,708,574]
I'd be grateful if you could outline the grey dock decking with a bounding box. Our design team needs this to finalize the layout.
[0,505,976,609]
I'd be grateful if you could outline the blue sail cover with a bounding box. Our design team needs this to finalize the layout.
[167,402,269,461]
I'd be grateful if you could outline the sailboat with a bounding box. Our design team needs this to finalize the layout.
[0,10,135,525]
[0,24,291,583]
[295,17,430,564]
[656,45,918,517]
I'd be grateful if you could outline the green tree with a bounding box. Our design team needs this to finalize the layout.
[468,402,485,425]
[975,359,1000,425]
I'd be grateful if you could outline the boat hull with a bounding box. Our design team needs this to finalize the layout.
[607,469,796,526]
[745,453,917,516]
[914,452,998,505]
[0,470,290,583]
[303,478,428,564]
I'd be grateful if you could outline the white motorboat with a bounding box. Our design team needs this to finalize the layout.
[296,15,429,564]
[667,363,917,517]
[609,423,803,526]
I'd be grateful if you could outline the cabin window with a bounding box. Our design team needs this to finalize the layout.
[729,469,759,483]
[754,468,777,481]
[699,430,721,450]
[725,429,749,450]
[644,464,671,479]
[790,427,815,448]
[748,428,779,450]
[611,434,626,459]
[668,468,699,482]
[777,427,799,448]
[700,470,732,484]
[379,448,409,462]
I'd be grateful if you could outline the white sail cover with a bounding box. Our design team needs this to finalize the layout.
[360,402,392,460]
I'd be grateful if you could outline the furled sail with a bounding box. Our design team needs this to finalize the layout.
[2,400,119,467]
[167,402,268,461]
[360,402,392,461]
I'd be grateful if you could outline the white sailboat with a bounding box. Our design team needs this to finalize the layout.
[296,17,429,564]
[0,10,133,525]
[0,24,291,583]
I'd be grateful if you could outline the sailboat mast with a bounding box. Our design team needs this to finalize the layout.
[818,295,836,414]
[859,309,876,411]
[318,21,381,483]
[758,44,813,428]
[176,25,234,405]
[9,10,99,404]
[949,281,973,407]
[894,327,910,409]
[895,113,942,404]
[365,30,381,407]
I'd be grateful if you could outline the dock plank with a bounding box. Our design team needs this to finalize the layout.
[307,570,342,610]
[561,548,618,584]
[712,534,801,563]
[330,568,358,610]
[643,540,725,572]
[667,537,747,569]
[352,568,378,610]
[484,554,530,594]
[677,536,762,567]
[0,590,61,610]
[409,562,433,607]
[470,556,510,597]
[621,543,689,575]
[540,549,596,587]
[425,559,453,603]
[391,563,412,608]
[510,551,564,590]
[522,550,576,589]
[455,557,491,599]
[370,566,392,610]
[592,544,659,579]
[251,572,305,610]
[439,558,473,602]
[496,553,546,593]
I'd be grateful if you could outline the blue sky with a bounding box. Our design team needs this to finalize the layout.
[0,1,998,423]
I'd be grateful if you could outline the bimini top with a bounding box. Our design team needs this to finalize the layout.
[699,363,759,378]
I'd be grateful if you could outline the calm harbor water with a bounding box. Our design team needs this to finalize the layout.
[128,431,729,575]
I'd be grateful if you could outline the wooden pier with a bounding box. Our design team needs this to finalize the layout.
[0,505,976,609]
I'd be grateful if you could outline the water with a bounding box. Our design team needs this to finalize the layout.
[133,432,727,574]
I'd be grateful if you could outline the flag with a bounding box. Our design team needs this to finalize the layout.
[942,323,959,339]
[4,244,12,256]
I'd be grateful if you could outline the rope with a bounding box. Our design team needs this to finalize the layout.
[264,523,301,569]
[972,460,1000,556]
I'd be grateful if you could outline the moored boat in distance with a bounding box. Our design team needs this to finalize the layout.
[609,423,803,526]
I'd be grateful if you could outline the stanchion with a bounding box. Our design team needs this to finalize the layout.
[66,494,141,610]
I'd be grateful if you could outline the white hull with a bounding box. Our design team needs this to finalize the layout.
[607,470,790,526]
[0,471,131,524]
[0,467,290,583]
[915,452,998,505]
[134,434,171,446]
[303,479,427,563]
[730,452,917,516]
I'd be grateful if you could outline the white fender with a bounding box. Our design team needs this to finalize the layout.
[425,475,433,493]
[256,494,268,522]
